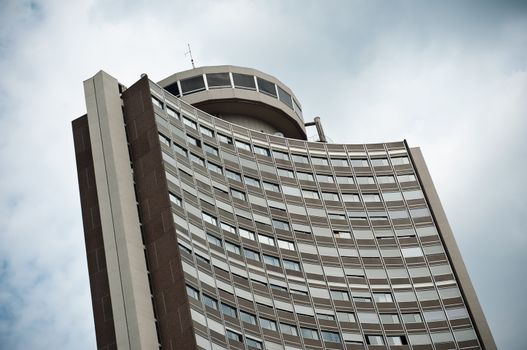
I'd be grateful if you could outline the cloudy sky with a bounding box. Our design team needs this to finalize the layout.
[0,0,525,349]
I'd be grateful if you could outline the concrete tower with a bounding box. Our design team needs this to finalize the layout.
[72,66,495,350]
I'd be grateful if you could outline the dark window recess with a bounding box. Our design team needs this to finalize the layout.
[277,85,293,109]
[257,77,277,97]
[232,73,256,90]
[180,75,206,95]
[165,82,180,97]
[207,73,231,88]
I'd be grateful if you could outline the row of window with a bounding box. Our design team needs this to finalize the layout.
[154,95,412,178]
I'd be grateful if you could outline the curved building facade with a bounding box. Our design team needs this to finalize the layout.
[72,67,495,350]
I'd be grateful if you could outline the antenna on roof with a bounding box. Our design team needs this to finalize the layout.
[185,43,196,69]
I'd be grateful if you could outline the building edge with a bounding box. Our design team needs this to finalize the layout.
[82,71,159,349]
[408,144,497,350]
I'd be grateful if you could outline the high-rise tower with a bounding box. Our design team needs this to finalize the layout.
[72,66,495,350]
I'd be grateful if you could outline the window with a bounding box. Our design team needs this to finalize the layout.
[199,125,213,137]
[230,188,246,201]
[277,168,294,178]
[244,248,260,261]
[202,212,217,226]
[358,312,380,323]
[233,73,256,90]
[239,228,256,240]
[336,176,354,184]
[403,189,424,200]
[336,312,356,323]
[263,181,280,192]
[371,158,389,166]
[316,174,334,183]
[366,335,384,345]
[225,241,241,254]
[203,143,218,156]
[235,140,251,151]
[402,313,422,323]
[206,72,231,88]
[356,176,375,185]
[402,247,424,258]
[220,222,236,234]
[272,219,290,231]
[152,96,163,109]
[377,175,395,184]
[180,75,205,94]
[380,314,400,324]
[240,310,257,325]
[257,234,275,247]
[203,294,218,310]
[182,116,197,129]
[321,331,341,343]
[277,239,295,251]
[273,150,290,160]
[280,323,298,336]
[424,310,446,322]
[207,162,222,174]
[391,157,410,165]
[277,85,293,108]
[246,338,263,349]
[362,193,381,202]
[186,135,201,147]
[173,143,188,157]
[220,303,237,318]
[446,307,469,320]
[301,328,319,340]
[257,77,277,97]
[342,193,360,202]
[330,290,350,301]
[254,145,271,156]
[217,133,233,144]
[334,231,352,239]
[244,176,260,188]
[302,189,320,199]
[322,192,339,201]
[283,259,301,271]
[226,169,242,182]
[387,336,407,345]
[169,192,182,206]
[329,158,348,167]
[166,106,179,119]
[316,313,335,321]
[292,154,309,164]
[297,172,314,181]
[186,285,199,299]
[226,329,243,342]
[350,159,368,167]
[373,293,393,303]
[312,157,329,166]
[158,133,170,146]
[398,174,416,182]
[260,317,278,331]
[190,153,205,166]
[206,233,222,247]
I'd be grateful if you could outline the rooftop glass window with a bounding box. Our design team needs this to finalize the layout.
[256,77,277,97]
[206,72,231,88]
[277,85,293,108]
[180,75,206,95]
[232,73,256,90]
[164,82,180,97]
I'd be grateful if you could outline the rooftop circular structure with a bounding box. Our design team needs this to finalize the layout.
[158,65,307,140]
